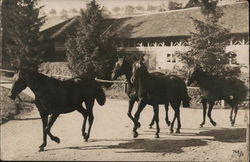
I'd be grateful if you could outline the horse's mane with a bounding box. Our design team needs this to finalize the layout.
[30,71,77,84]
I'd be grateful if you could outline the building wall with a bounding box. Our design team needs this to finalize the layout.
[117,36,249,72]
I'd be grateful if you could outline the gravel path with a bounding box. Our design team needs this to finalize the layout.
[0,96,248,161]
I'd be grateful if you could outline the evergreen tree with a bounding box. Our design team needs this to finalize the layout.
[66,0,117,80]
[2,0,46,70]
[177,0,240,78]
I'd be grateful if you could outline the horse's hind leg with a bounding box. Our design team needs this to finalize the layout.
[77,106,88,139]
[175,102,181,133]
[149,113,155,129]
[170,113,176,134]
[200,98,207,127]
[208,101,216,126]
[84,99,95,142]
[170,101,181,133]
[164,103,171,126]
[46,114,60,143]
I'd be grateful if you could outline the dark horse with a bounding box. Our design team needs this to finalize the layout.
[111,56,171,128]
[130,60,190,138]
[187,67,247,127]
[8,69,106,151]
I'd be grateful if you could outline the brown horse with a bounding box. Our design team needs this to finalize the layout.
[187,67,247,127]
[8,69,106,151]
[130,60,190,138]
[111,56,171,128]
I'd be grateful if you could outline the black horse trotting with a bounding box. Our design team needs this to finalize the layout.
[8,69,106,151]
[188,67,247,127]
[111,56,189,128]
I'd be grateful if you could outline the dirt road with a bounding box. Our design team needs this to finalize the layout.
[0,98,248,161]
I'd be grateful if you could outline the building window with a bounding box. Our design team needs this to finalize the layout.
[166,53,176,63]
[229,54,237,65]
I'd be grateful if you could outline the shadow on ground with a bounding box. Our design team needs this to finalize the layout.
[44,127,246,154]
[45,138,207,154]
[196,128,246,143]
[107,138,207,154]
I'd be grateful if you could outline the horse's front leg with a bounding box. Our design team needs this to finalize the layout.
[231,105,238,126]
[46,113,60,143]
[77,106,88,140]
[127,99,140,127]
[39,112,48,151]
[208,101,216,126]
[230,106,234,123]
[84,100,95,142]
[153,104,160,138]
[133,100,146,138]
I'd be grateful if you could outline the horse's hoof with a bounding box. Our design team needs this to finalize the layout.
[84,134,89,142]
[149,125,153,129]
[166,121,171,126]
[84,137,89,142]
[155,134,160,138]
[38,147,44,152]
[200,123,204,128]
[170,129,174,134]
[53,137,60,143]
[211,121,217,127]
[175,129,180,133]
[133,132,138,138]
[38,145,45,152]
[231,121,235,126]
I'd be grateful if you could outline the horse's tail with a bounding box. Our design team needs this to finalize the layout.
[180,80,191,108]
[95,83,106,106]
[182,89,191,107]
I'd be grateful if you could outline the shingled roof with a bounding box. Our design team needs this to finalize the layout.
[41,2,248,40]
[103,2,248,38]
[41,16,115,40]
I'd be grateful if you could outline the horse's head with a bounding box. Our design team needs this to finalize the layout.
[187,66,204,86]
[131,60,147,84]
[8,70,28,100]
[111,57,126,80]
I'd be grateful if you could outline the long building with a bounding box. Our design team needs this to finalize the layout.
[41,1,249,71]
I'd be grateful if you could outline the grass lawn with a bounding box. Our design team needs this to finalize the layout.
[0,86,34,124]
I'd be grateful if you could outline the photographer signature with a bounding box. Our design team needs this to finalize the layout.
[233,150,244,157]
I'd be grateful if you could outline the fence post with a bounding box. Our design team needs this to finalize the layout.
[124,83,127,93]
